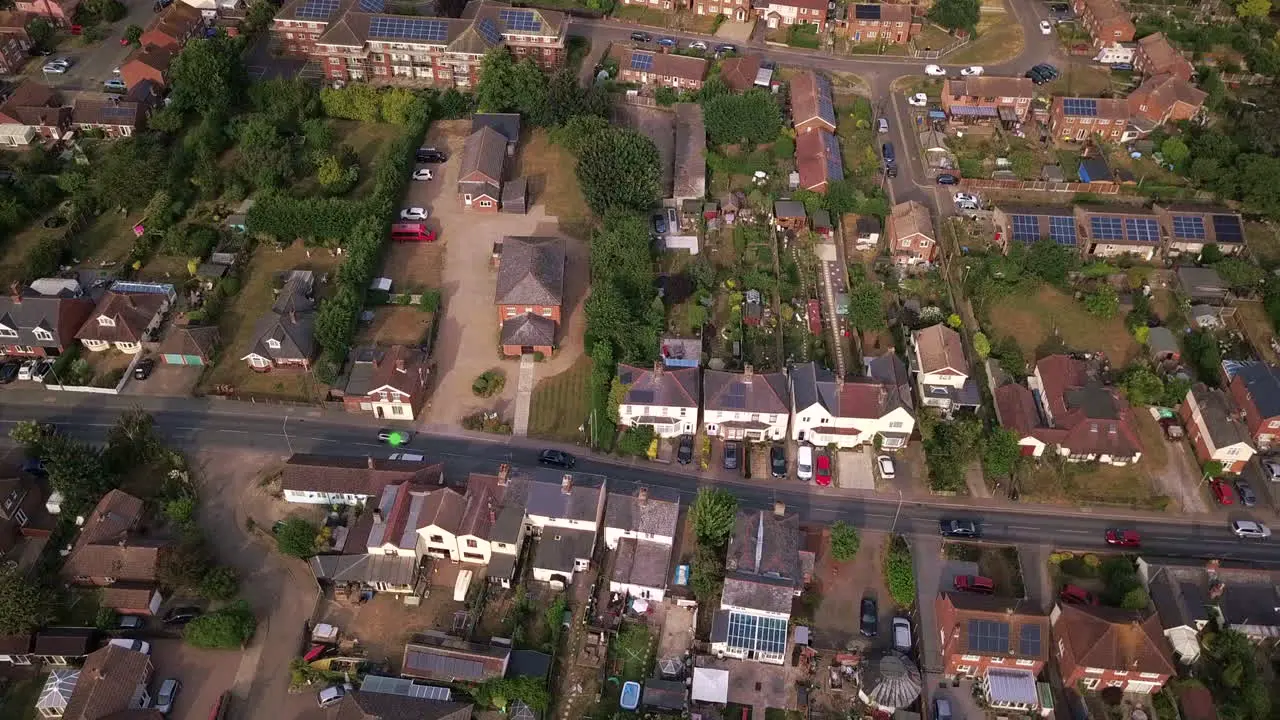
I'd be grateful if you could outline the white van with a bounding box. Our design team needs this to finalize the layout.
[797,445,814,480]
[878,118,889,134]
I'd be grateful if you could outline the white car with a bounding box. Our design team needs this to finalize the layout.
[16,361,35,382]
[108,639,151,654]
[31,361,51,383]
[411,168,434,181]
[42,60,70,74]
[876,455,896,479]
[960,66,984,76]
[1040,20,1053,34]
[954,192,980,205]
[924,64,946,76]
[891,617,912,652]
[1231,520,1271,539]
[688,40,708,51]
[797,445,814,481]
[399,207,428,220]
[388,452,426,462]
[907,92,928,107]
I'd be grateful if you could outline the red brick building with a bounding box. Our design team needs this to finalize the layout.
[272,0,566,88]
[941,76,1035,124]
[0,81,71,140]
[611,45,708,90]
[888,200,936,266]
[339,345,430,421]
[935,593,1051,680]
[120,45,175,90]
[1227,362,1280,450]
[14,0,76,26]
[457,125,506,212]
[1072,0,1134,47]
[794,128,842,193]
[791,69,837,134]
[753,0,828,32]
[1128,73,1206,126]
[694,0,749,21]
[0,12,33,75]
[496,236,564,356]
[1134,32,1193,81]
[1051,604,1176,694]
[836,3,917,45]
[1049,96,1130,142]
[139,2,204,51]
[1180,383,1255,474]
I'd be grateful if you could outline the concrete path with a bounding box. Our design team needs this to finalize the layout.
[513,354,536,437]
[965,460,992,498]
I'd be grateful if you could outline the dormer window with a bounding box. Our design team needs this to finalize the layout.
[32,328,53,342]
[97,316,116,327]
[0,326,15,339]
[266,338,281,349]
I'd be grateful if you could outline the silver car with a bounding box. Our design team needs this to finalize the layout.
[1230,520,1271,539]
[154,678,180,713]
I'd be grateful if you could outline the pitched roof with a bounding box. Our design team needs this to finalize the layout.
[618,363,700,409]
[533,526,596,572]
[1054,96,1129,121]
[604,486,680,537]
[495,236,564,306]
[1138,32,1192,79]
[33,629,95,657]
[523,474,603,523]
[890,200,934,242]
[337,693,472,720]
[610,45,708,82]
[0,292,93,348]
[703,368,789,414]
[63,545,162,583]
[795,128,843,191]
[0,80,68,128]
[1080,0,1130,23]
[63,645,152,720]
[946,75,1034,100]
[367,483,465,549]
[158,325,218,359]
[500,313,556,347]
[1176,686,1218,720]
[774,200,806,218]
[994,383,1041,436]
[790,70,836,129]
[458,125,506,186]
[273,271,315,314]
[280,454,443,496]
[244,310,315,363]
[1129,74,1206,115]
[75,291,166,344]
[725,508,800,584]
[344,345,428,398]
[936,593,1051,662]
[673,103,706,201]
[789,360,911,419]
[143,1,203,44]
[123,45,175,74]
[1055,603,1176,677]
[913,324,966,374]
[1231,361,1280,418]
[402,632,509,683]
[471,113,520,146]
[75,490,143,548]
[1189,384,1250,449]
[719,54,763,92]
[1030,354,1143,457]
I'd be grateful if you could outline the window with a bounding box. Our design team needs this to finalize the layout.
[391,405,404,416]
[32,328,52,342]
[901,238,911,247]
[1083,678,1100,690]
[479,200,493,208]
[961,655,980,662]
[97,316,116,327]
[889,421,904,429]
[466,539,478,548]
[1114,671,1128,677]
[0,326,15,339]
[1085,668,1103,674]
[429,534,444,543]
[15,509,27,526]
[990,657,1005,664]
[956,665,972,674]
[1016,659,1035,666]
[266,338,281,350]
[1139,104,1148,112]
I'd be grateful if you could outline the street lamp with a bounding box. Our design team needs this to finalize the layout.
[283,415,294,455]
[889,488,904,534]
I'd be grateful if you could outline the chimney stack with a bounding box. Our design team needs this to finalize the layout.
[773,500,785,518]
[372,507,384,524]
[395,357,406,373]
[652,361,664,378]
[367,455,375,469]
[561,473,573,495]
[743,364,754,382]
[1208,581,1225,600]
[497,463,511,486]
[637,487,649,503]
[289,310,297,324]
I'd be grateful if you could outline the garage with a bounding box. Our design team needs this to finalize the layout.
[158,326,219,367]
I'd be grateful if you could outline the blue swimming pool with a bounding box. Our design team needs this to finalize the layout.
[620,681,641,710]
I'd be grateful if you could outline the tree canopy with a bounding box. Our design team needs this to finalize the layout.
[701,90,783,146]
[184,601,257,648]
[575,128,661,215]
[981,428,1022,479]
[167,34,247,116]
[829,521,860,562]
[275,517,319,558]
[1121,365,1164,406]
[691,488,738,548]
[0,566,56,635]
[927,0,980,31]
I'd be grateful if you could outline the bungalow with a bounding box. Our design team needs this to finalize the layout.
[888,200,936,266]
[241,270,316,370]
[457,126,506,211]
[617,363,700,438]
[279,453,444,505]
[790,360,915,449]
[403,632,510,684]
[611,45,708,90]
[1226,361,1280,449]
[1179,384,1254,474]
[702,365,790,441]
[339,345,430,421]
[908,324,980,414]
[790,70,837,134]
[1076,206,1163,260]
[61,490,166,615]
[75,289,169,354]
[1154,205,1246,256]
[1051,603,1176,693]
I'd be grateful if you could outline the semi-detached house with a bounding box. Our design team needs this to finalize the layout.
[1179,384,1254,474]
[610,46,708,90]
[1226,361,1280,449]
[909,324,980,415]
[523,473,605,586]
[702,365,790,441]
[1051,603,1176,694]
[790,360,915,450]
[935,593,1050,711]
[604,486,680,602]
[617,363,700,438]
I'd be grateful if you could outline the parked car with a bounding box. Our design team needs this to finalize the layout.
[133,357,156,381]
[1047,2,1069,10]
[1104,528,1141,547]
[797,445,814,481]
[924,64,946,76]
[630,31,652,42]
[953,192,980,205]
[1235,479,1258,507]
[936,174,959,185]
[318,686,346,708]
[714,43,737,54]
[652,213,668,235]
[677,435,694,465]
[876,455,895,479]
[42,58,71,73]
[411,168,434,181]
[1034,63,1060,79]
[16,361,34,382]
[1039,19,1053,33]
[415,148,447,163]
[1230,520,1271,539]
[723,441,741,470]
[1026,68,1049,84]
[30,361,51,383]
[154,678,181,713]
[1059,584,1098,605]
[815,454,832,486]
[118,615,145,629]
[1264,460,1280,481]
[688,40,708,51]
[878,118,889,133]
[881,143,896,163]
[104,78,127,92]
[400,207,429,220]
[859,597,878,636]
[1110,62,1134,71]
[657,37,676,47]
[538,449,576,469]
[1210,478,1234,505]
[770,445,787,478]
[388,452,425,462]
[960,66,984,76]
[108,639,151,654]
[891,617,912,652]
[940,519,981,538]
[0,362,20,384]
[934,699,953,720]
[954,575,995,594]
[906,92,928,107]
[163,607,202,625]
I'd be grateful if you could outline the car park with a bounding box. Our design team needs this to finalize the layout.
[859,597,878,636]
[940,519,981,538]
[415,148,446,163]
[876,455,895,479]
[891,617,912,652]
[689,40,708,50]
[1235,479,1257,507]
[954,574,995,594]
[1230,520,1271,538]
[1104,528,1141,547]
[154,678,180,713]
[677,435,694,465]
[906,92,928,107]
[723,441,741,470]
[631,31,652,42]
[1059,584,1098,605]
[1210,478,1234,505]
[924,64,946,76]
[163,607,202,625]
[960,66,984,76]
[133,357,155,381]
[657,37,676,47]
[538,449,575,469]
[797,445,814,480]
[770,445,787,478]
[1039,19,1053,33]
[815,454,832,486]
[400,207,429,220]
[411,168,434,181]
[936,174,959,185]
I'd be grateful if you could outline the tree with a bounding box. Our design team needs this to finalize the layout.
[1120,587,1150,610]
[927,0,979,31]
[0,566,56,635]
[1121,365,1164,406]
[235,114,297,190]
[1199,243,1224,265]
[123,23,142,45]
[26,17,54,49]
[1024,240,1076,285]
[159,532,213,590]
[1184,330,1223,386]
[1236,0,1270,18]
[475,677,551,713]
[550,114,609,156]
[1161,376,1192,408]
[1133,325,1149,344]
[701,90,783,146]
[1084,285,1119,318]
[1160,137,1190,169]
[103,407,164,476]
[829,521,860,562]
[475,49,549,121]
[275,517,318,558]
[590,213,657,299]
[994,336,1027,377]
[9,420,52,454]
[167,35,247,116]
[43,436,114,518]
[199,566,239,602]
[184,601,257,648]
[971,332,991,359]
[691,488,738,547]
[847,283,886,333]
[616,425,655,456]
[982,429,1021,479]
[883,536,916,606]
[690,544,725,603]
[243,0,277,33]
[575,128,661,215]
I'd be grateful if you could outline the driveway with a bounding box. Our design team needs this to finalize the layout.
[837,450,875,490]
[810,529,893,650]
[29,0,162,91]
[147,639,241,720]
[121,356,201,396]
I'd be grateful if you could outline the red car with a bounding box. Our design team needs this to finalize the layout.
[954,575,995,594]
[1210,479,1235,505]
[1104,529,1141,547]
[1059,584,1099,606]
[815,455,832,486]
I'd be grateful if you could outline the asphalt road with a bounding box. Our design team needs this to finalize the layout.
[2,393,1277,567]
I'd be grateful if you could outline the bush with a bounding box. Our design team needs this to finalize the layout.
[460,411,513,434]
[183,600,257,648]
[418,289,441,312]
[274,517,318,558]
[199,566,239,602]
[472,370,506,397]
[616,424,655,457]
[883,535,916,607]
[829,521,860,562]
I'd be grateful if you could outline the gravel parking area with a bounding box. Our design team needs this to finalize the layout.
[147,639,241,720]
[837,450,875,490]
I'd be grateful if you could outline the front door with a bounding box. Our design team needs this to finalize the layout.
[521,345,534,354]
[464,194,473,206]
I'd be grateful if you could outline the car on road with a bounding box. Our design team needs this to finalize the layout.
[657,37,676,47]
[1040,19,1053,33]
[1235,479,1257,507]
[163,607,202,625]
[388,452,425,461]
[960,66,984,76]
[30,361,51,382]
[878,118,889,133]
[1059,584,1098,605]
[133,357,155,381]
[876,454,895,479]
[400,207,429,220]
[797,445,814,481]
[723,441,741,470]
[954,192,980,205]
[891,616,912,652]
[16,361,34,382]
[677,435,693,465]
[885,165,898,178]
[630,31,652,42]
[0,362,20,384]
[770,444,787,478]
[318,686,347,708]
[154,678,181,713]
[1105,528,1141,547]
[936,174,959,185]
[881,143,895,163]
[906,92,928,107]
[538,449,576,469]
[1231,520,1271,539]
[377,429,413,445]
[954,574,995,594]
[1264,460,1280,481]
[714,43,737,54]
[104,78,127,93]
[411,168,434,181]
[652,213,667,235]
[940,519,981,538]
[924,64,946,76]
[1210,478,1234,505]
[689,40,708,51]
[860,597,878,636]
[815,454,832,486]
[109,639,151,654]
[415,148,447,163]
[42,58,72,73]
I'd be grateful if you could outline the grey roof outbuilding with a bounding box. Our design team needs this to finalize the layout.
[471,112,520,148]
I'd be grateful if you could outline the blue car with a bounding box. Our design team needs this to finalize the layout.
[652,213,667,234]
[1110,62,1134,71]
[657,37,676,47]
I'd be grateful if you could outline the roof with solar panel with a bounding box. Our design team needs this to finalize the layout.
[998,205,1078,246]
[608,44,708,82]
[938,593,1052,662]
[790,69,837,130]
[1155,204,1245,245]
[1081,208,1163,244]
[279,0,565,49]
[71,95,145,129]
[1057,96,1129,120]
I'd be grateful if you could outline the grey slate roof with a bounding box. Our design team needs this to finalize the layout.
[495,237,565,306]
[863,352,915,411]
[774,200,806,219]
[534,527,597,572]
[725,508,801,584]
[1230,361,1280,418]
[1147,326,1178,358]
[245,310,315,363]
[523,475,603,522]
[472,113,520,147]
[458,125,506,197]
[1176,266,1229,301]
[618,363,700,409]
[790,360,913,418]
[604,487,680,537]
[703,368,789,414]
[1190,384,1250,448]
[310,554,417,586]
[403,632,509,683]
[611,537,673,590]
[0,293,92,350]
[673,103,707,202]
[721,577,795,615]
[272,271,315,314]
[642,679,686,710]
[338,693,472,720]
[500,313,556,347]
[1146,560,1280,638]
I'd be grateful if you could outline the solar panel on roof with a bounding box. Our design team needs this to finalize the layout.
[360,675,453,700]
[630,389,655,403]
[1010,214,1041,242]
[630,52,654,71]
[369,16,449,41]
[358,0,385,12]
[1125,217,1160,243]
[822,132,844,179]
[726,612,787,656]
[1171,215,1206,240]
[1049,216,1076,245]
[722,382,747,409]
[1090,215,1123,240]
[295,0,338,19]
[1212,214,1244,242]
[815,74,836,125]
[1062,98,1098,117]
[968,619,1010,654]
[1018,625,1042,657]
[476,17,502,44]
[854,3,881,18]
[498,8,542,32]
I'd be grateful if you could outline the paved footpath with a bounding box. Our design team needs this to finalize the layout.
[513,354,536,437]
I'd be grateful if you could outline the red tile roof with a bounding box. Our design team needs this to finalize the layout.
[1032,354,1142,458]
[1055,604,1176,677]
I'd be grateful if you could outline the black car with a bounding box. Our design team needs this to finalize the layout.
[133,357,155,380]
[769,445,787,478]
[881,142,896,163]
[676,435,694,465]
[714,43,737,54]
[538,449,576,469]
[940,519,982,538]
[1025,68,1049,85]
[415,147,447,163]
[723,441,740,470]
[163,607,202,625]
[860,597,878,637]
[1033,63,1059,79]
[1234,479,1258,507]
[936,174,959,185]
[630,31,652,42]
[885,165,899,178]
[0,362,19,384]
[1048,1,1068,9]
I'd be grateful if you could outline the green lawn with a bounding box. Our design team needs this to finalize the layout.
[988,284,1141,365]
[946,11,1025,65]
[612,622,654,681]
[527,355,593,441]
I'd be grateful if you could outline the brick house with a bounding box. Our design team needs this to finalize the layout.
[272,1,566,87]
[1128,74,1206,126]
[1076,206,1164,260]
[991,204,1079,252]
[340,345,430,421]
[790,70,837,134]
[120,46,175,90]
[458,125,506,211]
[794,128,843,193]
[1071,0,1134,47]
[139,2,204,50]
[0,81,71,141]
[753,0,828,32]
[1134,32,1192,81]
[14,0,77,26]
[941,76,1035,124]
[1051,603,1176,693]
[694,0,749,21]
[719,54,765,91]
[1180,384,1255,474]
[496,236,564,357]
[75,289,169,354]
[773,200,807,231]
[61,490,165,615]
[1049,96,1131,142]
[0,13,33,75]
[0,285,95,359]
[71,87,157,138]
[935,593,1051,680]
[62,644,155,720]
[888,200,936,266]
[0,472,53,555]
[909,324,980,415]
[618,363,701,438]
[1226,361,1280,449]
[836,3,917,45]
[610,45,708,90]
[620,0,688,11]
